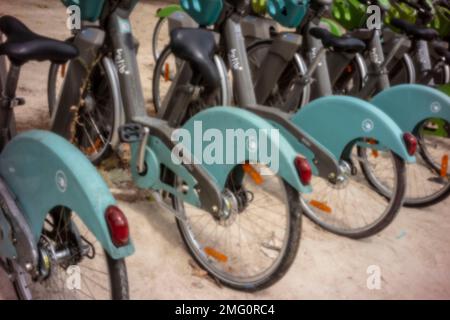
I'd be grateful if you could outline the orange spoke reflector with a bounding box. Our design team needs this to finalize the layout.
[367,139,379,157]
[60,63,66,78]
[84,138,103,155]
[204,247,228,263]
[309,200,332,214]
[164,63,170,82]
[242,163,263,185]
[346,64,353,73]
[441,154,448,177]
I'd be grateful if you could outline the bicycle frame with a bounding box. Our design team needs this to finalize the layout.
[350,28,394,99]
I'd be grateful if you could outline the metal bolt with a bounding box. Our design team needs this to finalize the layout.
[25,263,33,272]
[212,205,218,213]
[336,176,345,184]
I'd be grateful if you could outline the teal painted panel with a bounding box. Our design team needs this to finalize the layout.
[0,131,134,259]
[292,95,416,163]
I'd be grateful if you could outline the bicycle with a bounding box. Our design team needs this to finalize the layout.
[0,15,133,300]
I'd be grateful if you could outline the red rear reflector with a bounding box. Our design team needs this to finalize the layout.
[295,156,312,185]
[403,133,417,156]
[105,206,130,247]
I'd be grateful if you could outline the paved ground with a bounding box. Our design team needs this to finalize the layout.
[0,0,449,299]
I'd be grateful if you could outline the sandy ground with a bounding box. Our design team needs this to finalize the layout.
[0,0,450,300]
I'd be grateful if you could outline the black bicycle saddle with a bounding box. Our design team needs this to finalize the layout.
[309,27,366,53]
[170,28,221,90]
[0,15,78,65]
[434,43,450,62]
[390,18,439,41]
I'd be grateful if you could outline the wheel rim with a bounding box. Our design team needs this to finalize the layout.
[333,57,364,96]
[247,42,310,112]
[302,145,400,235]
[388,54,415,85]
[152,17,170,61]
[153,47,179,112]
[175,164,293,286]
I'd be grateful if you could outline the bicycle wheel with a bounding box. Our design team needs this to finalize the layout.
[247,40,311,112]
[387,53,416,86]
[9,207,129,300]
[152,46,181,113]
[152,17,170,61]
[361,120,450,207]
[48,59,116,164]
[430,58,450,85]
[332,53,366,96]
[47,62,67,115]
[172,163,302,291]
[301,144,406,239]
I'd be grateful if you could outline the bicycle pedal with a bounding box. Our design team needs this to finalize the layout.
[119,123,144,143]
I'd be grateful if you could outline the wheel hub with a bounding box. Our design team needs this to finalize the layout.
[328,161,352,189]
[82,94,96,113]
[219,189,239,226]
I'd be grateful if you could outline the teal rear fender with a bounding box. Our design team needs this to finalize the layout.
[180,107,311,194]
[147,107,311,195]
[0,131,134,260]
[291,96,416,163]
[371,84,450,134]
[156,4,183,18]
